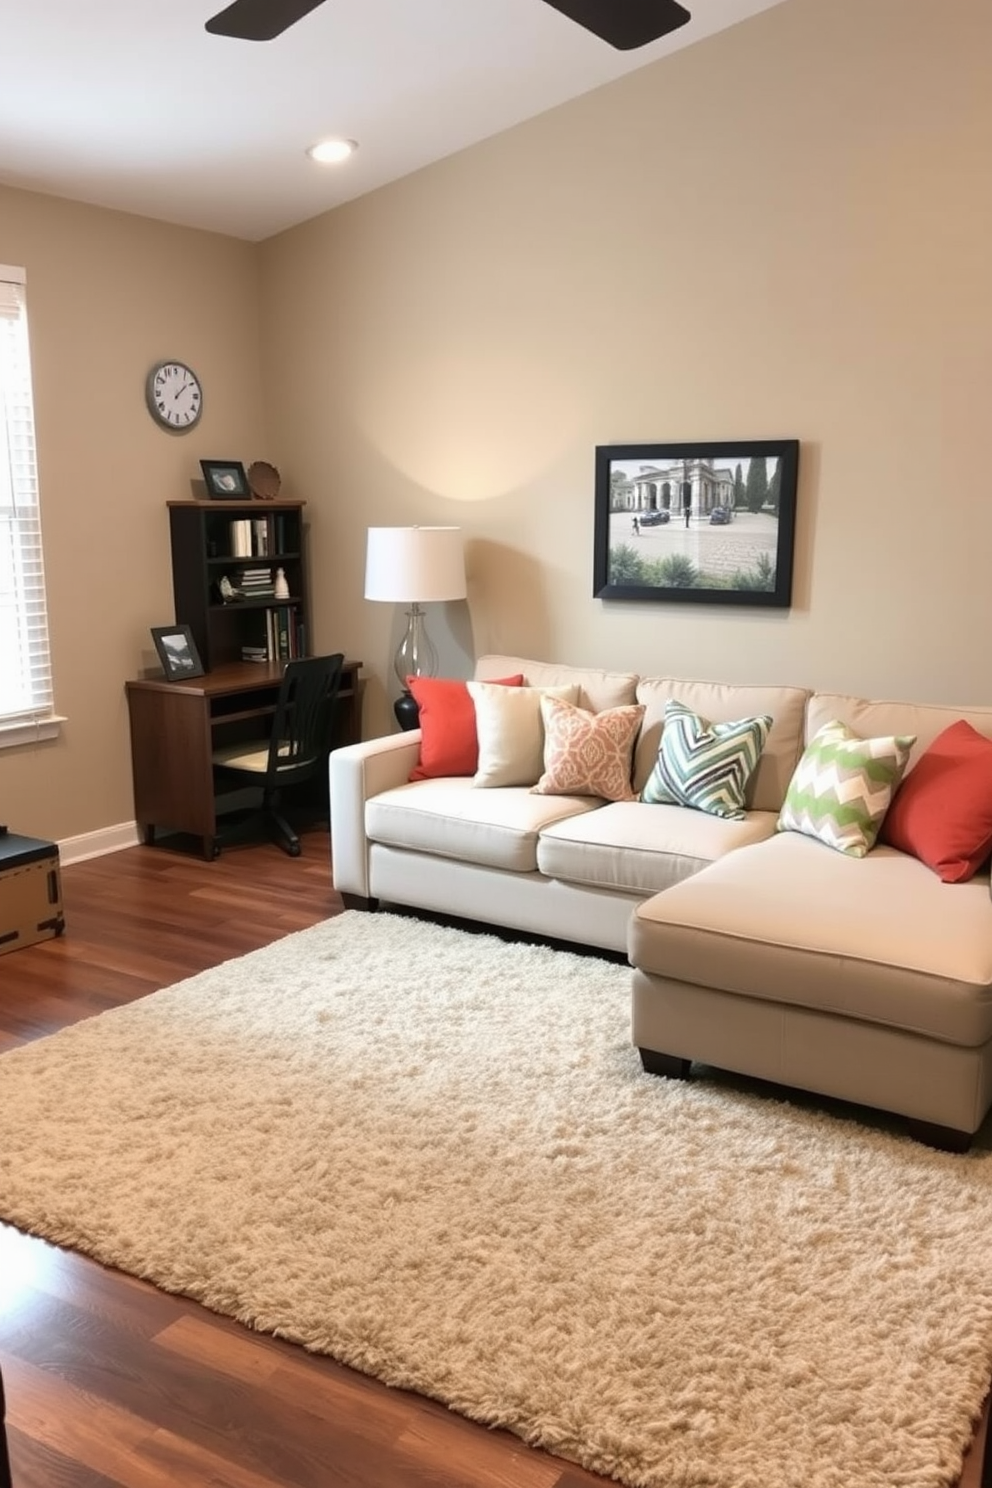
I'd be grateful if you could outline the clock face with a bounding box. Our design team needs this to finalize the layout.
[145,360,203,432]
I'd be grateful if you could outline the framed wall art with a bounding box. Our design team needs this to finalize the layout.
[592,439,799,608]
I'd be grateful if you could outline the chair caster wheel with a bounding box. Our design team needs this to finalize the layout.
[287,842,301,857]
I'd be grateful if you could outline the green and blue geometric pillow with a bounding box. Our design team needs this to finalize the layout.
[640,699,772,820]
[777,719,916,857]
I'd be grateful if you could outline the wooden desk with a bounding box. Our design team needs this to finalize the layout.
[125,658,362,859]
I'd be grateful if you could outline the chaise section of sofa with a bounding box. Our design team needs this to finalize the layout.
[629,690,992,1147]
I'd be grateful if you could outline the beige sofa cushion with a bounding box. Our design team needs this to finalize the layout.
[634,678,809,813]
[537,802,779,896]
[807,693,992,771]
[475,655,639,713]
[365,778,599,873]
[629,832,992,1047]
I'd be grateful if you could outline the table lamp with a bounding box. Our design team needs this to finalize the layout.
[365,526,467,729]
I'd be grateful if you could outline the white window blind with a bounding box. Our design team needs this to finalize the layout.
[0,265,58,744]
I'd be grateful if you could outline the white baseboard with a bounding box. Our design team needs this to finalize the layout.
[58,822,142,865]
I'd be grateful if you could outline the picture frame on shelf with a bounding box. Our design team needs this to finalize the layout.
[592,439,799,608]
[150,624,205,681]
[200,459,249,500]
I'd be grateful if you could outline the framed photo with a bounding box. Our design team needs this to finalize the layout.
[150,624,205,681]
[593,439,799,608]
[200,459,249,500]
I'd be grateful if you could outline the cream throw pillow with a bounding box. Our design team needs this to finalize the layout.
[468,681,580,787]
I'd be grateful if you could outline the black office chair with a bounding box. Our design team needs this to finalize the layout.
[212,653,345,857]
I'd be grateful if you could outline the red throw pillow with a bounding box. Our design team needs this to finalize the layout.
[408,675,524,780]
[879,719,992,882]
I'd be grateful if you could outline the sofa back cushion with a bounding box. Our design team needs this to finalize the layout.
[634,678,809,813]
[475,655,639,714]
[806,694,992,765]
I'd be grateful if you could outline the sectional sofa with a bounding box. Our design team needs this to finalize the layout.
[329,655,992,1149]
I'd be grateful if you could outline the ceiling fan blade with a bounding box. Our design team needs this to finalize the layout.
[541,0,690,50]
[205,0,327,41]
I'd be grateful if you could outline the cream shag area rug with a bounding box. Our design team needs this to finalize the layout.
[2,911,992,1488]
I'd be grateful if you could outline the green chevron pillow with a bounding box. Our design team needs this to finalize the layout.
[640,700,772,820]
[777,719,916,857]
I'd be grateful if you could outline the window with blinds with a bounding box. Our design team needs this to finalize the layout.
[0,265,59,747]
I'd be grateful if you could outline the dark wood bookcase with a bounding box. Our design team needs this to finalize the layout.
[124,499,364,857]
[167,499,309,671]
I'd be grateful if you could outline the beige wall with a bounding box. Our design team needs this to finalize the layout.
[0,187,266,844]
[259,0,992,738]
[3,0,990,841]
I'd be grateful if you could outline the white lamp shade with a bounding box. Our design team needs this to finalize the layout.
[364,526,467,604]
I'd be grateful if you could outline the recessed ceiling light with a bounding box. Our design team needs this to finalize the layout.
[307,138,357,165]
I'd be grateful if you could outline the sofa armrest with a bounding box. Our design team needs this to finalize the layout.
[329,732,421,898]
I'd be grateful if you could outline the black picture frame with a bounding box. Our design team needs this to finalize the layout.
[151,624,205,681]
[593,439,799,608]
[200,459,249,500]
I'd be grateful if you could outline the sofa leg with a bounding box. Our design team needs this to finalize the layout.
[340,893,379,913]
[639,1048,692,1080]
[905,1118,972,1154]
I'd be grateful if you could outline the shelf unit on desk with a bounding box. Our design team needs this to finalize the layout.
[125,658,363,860]
[168,499,308,670]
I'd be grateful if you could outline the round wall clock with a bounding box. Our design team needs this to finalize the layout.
[145,360,203,432]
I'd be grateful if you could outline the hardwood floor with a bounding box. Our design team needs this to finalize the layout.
[0,833,987,1487]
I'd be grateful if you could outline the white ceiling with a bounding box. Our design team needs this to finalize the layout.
[1,0,789,242]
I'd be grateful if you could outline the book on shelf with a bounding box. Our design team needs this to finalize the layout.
[275,607,291,662]
[229,518,280,559]
[229,518,253,557]
[240,606,300,664]
[238,564,276,599]
[274,513,292,553]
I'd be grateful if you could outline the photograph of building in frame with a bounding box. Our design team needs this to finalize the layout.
[593,439,799,608]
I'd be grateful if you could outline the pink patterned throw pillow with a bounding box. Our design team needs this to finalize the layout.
[531,695,645,801]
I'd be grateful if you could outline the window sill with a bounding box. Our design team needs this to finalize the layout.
[0,716,66,750]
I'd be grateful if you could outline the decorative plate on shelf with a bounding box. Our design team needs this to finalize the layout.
[247,460,281,501]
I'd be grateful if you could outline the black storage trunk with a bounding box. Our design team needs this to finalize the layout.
[0,830,65,957]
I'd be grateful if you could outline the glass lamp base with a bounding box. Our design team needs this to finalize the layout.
[393,604,436,731]
[393,604,438,693]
